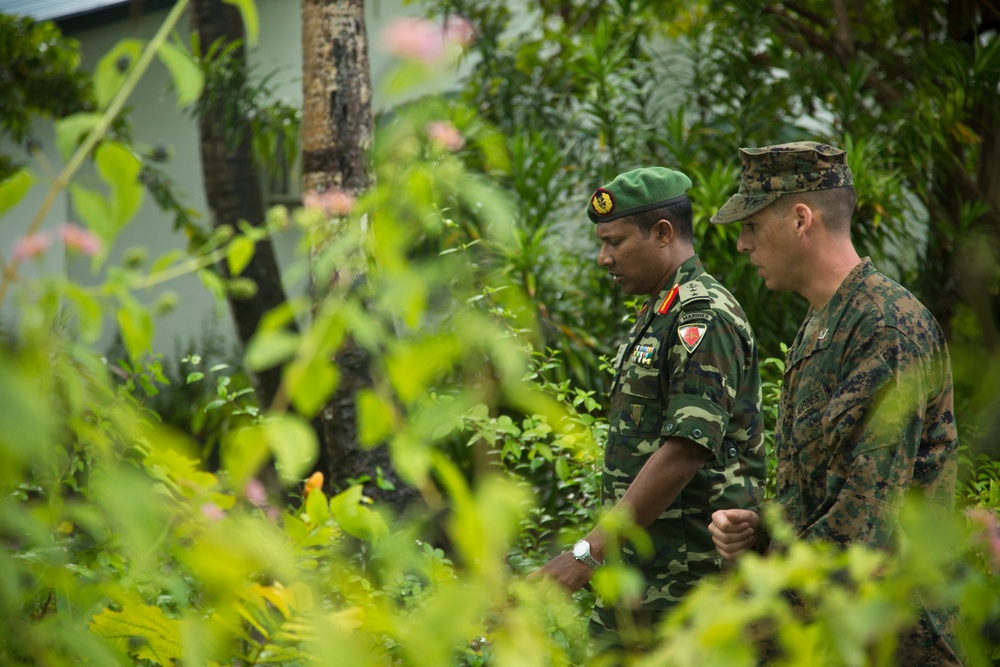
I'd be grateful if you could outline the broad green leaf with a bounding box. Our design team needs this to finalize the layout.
[62,282,103,342]
[305,484,330,524]
[70,184,113,243]
[157,40,204,107]
[285,356,339,418]
[357,389,395,446]
[245,329,300,371]
[93,39,144,108]
[264,414,318,485]
[0,169,34,217]
[329,485,388,542]
[227,235,256,276]
[221,426,271,488]
[385,335,459,403]
[223,0,259,45]
[0,354,56,477]
[117,300,153,360]
[90,593,183,664]
[95,141,143,230]
[55,112,102,160]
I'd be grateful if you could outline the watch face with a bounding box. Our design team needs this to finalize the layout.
[573,541,588,558]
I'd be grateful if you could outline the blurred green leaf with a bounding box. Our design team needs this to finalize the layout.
[157,40,204,107]
[0,168,33,217]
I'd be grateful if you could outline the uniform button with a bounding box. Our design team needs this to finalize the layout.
[692,428,702,438]
[665,423,675,433]
[728,446,738,458]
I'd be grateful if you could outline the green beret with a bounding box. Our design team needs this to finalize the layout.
[587,167,693,223]
[711,141,854,225]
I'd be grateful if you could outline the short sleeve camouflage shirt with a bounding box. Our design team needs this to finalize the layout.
[600,255,765,614]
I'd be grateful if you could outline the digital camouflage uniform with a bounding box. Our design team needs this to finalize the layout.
[712,142,962,666]
[775,258,961,665]
[591,254,765,635]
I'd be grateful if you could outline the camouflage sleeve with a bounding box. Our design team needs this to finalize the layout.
[659,311,750,458]
[797,324,928,548]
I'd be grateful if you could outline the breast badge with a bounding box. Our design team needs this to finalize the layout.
[629,344,656,366]
[678,323,707,353]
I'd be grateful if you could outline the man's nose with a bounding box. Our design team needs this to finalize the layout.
[597,246,612,266]
[736,229,750,254]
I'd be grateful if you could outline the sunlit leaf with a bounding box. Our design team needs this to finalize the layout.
[329,485,388,541]
[265,414,318,485]
[246,329,300,371]
[93,39,144,108]
[90,593,183,664]
[0,169,34,217]
[55,112,102,160]
[157,40,204,107]
[223,0,259,45]
[227,235,256,276]
[356,389,396,446]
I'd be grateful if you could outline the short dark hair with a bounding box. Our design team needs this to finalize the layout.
[776,186,857,235]
[627,195,693,243]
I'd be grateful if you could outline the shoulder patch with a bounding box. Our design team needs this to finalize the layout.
[678,323,707,353]
[678,281,710,305]
[678,311,715,324]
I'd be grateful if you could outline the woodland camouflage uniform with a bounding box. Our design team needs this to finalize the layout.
[589,247,765,636]
[776,257,961,665]
[713,142,962,666]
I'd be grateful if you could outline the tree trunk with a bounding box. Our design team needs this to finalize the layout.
[190,0,293,410]
[300,0,420,511]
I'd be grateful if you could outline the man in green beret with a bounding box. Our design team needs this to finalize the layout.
[708,142,962,665]
[533,166,766,652]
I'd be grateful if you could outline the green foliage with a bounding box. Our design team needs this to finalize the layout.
[1,2,999,666]
[0,15,93,178]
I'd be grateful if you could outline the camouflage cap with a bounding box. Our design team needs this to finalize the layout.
[710,142,853,225]
[587,167,692,223]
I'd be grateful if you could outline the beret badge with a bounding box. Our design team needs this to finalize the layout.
[591,188,615,216]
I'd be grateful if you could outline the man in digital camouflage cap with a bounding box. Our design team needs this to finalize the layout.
[708,142,962,666]
[532,166,765,655]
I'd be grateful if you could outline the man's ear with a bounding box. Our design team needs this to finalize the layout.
[654,218,674,245]
[793,203,813,237]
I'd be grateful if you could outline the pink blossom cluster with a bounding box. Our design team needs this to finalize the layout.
[199,479,280,522]
[426,121,465,152]
[380,15,475,63]
[12,223,102,261]
[967,508,1000,571]
[303,188,356,217]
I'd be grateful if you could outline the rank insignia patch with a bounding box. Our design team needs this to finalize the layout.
[629,344,655,366]
[590,188,615,216]
[678,323,707,353]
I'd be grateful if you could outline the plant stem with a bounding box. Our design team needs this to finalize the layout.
[0,0,193,307]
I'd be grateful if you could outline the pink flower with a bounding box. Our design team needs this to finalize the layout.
[304,188,356,217]
[12,232,52,261]
[381,17,446,62]
[426,121,465,151]
[201,502,226,521]
[443,16,475,47]
[380,15,475,63]
[244,479,268,507]
[59,223,102,256]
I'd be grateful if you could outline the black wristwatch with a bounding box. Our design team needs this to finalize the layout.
[572,539,603,570]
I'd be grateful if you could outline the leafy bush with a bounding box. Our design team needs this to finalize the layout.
[1,3,998,666]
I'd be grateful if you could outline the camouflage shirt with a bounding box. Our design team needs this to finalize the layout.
[600,255,765,613]
[775,258,958,545]
[773,258,961,665]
